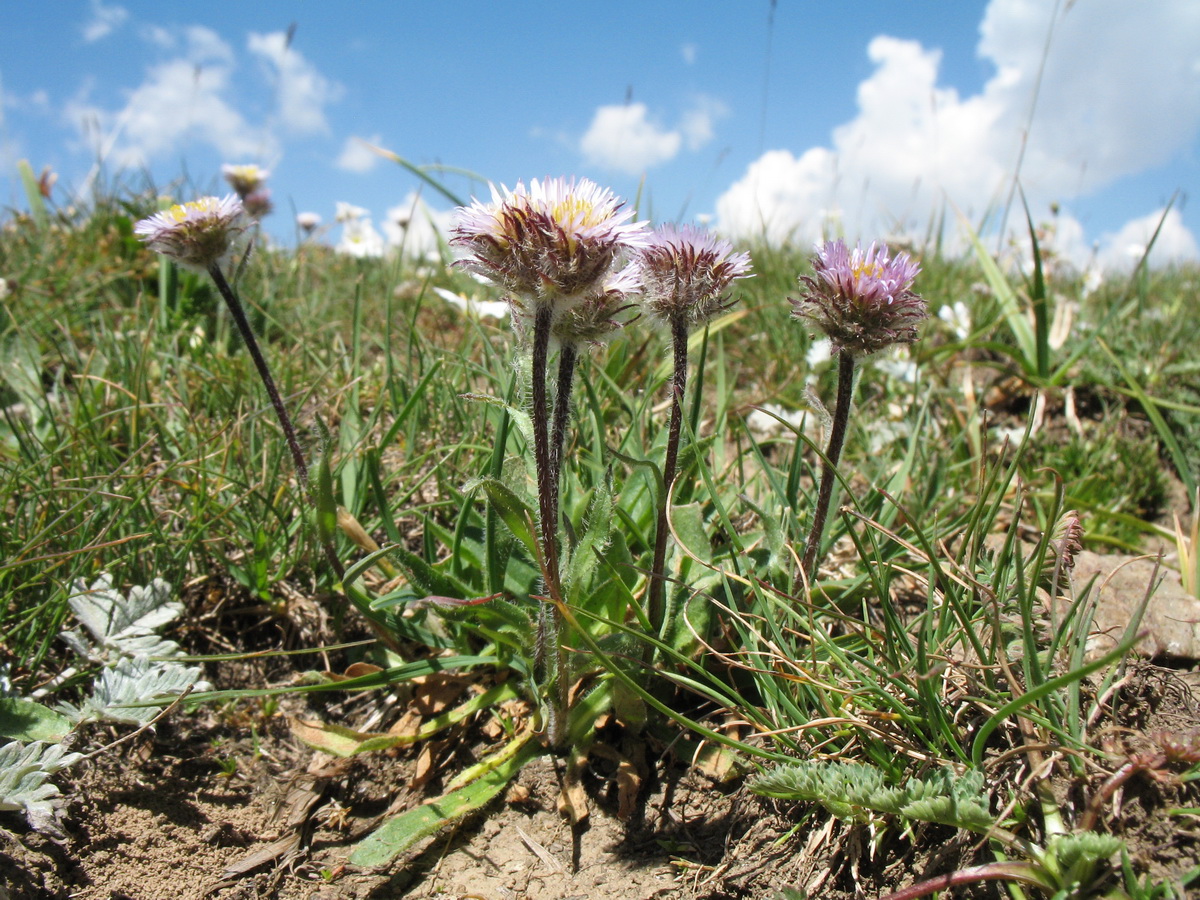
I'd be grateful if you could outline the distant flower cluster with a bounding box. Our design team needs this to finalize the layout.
[222,163,272,220]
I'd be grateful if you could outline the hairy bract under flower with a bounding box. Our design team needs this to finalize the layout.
[633,224,753,329]
[450,177,648,318]
[792,239,927,356]
[133,195,248,271]
[552,265,642,345]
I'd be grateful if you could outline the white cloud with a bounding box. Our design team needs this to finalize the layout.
[82,0,128,43]
[64,49,266,169]
[62,25,341,173]
[581,103,681,174]
[580,96,726,174]
[1096,206,1199,272]
[336,135,382,173]
[716,0,1200,262]
[680,96,728,151]
[681,43,698,65]
[247,31,341,135]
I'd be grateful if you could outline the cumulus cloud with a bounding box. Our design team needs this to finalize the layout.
[63,25,340,173]
[716,0,1200,265]
[580,96,726,174]
[681,43,698,65]
[82,0,128,43]
[247,31,341,135]
[336,135,382,173]
[680,97,727,151]
[1096,206,1199,272]
[581,103,681,174]
[64,27,263,168]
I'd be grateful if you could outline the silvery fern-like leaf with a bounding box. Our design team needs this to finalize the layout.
[67,574,184,660]
[0,740,81,818]
[61,657,208,726]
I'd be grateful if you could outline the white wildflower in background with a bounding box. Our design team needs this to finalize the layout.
[337,218,386,259]
[335,201,369,223]
[938,300,971,340]
[875,347,921,385]
[431,286,511,320]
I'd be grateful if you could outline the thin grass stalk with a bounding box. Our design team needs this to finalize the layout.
[799,350,856,583]
[206,263,345,581]
[648,314,690,637]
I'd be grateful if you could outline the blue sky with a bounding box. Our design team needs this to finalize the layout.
[1,0,1197,270]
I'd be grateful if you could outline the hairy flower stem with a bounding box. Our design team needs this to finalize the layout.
[207,264,345,581]
[550,341,578,504]
[529,305,568,746]
[799,350,856,587]
[648,315,690,638]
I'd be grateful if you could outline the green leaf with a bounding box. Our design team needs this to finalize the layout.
[473,477,539,560]
[671,503,712,565]
[17,160,49,231]
[349,735,543,866]
[961,216,1037,376]
[315,449,339,553]
[0,698,72,743]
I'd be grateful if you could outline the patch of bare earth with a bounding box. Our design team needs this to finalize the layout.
[3,629,1199,898]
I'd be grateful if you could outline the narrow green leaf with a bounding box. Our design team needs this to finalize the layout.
[474,477,539,559]
[349,736,543,867]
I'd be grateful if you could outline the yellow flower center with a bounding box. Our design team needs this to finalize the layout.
[851,259,884,282]
[167,198,220,222]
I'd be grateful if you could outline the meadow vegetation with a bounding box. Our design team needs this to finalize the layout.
[1,171,1198,898]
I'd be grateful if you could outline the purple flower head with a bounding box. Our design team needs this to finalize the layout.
[449,177,649,318]
[633,224,753,330]
[134,195,248,271]
[791,239,927,356]
[242,188,273,220]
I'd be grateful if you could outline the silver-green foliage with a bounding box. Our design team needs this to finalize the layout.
[0,740,81,818]
[749,760,994,833]
[61,574,184,661]
[57,575,207,725]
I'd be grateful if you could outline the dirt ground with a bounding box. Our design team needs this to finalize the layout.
[3,624,1200,900]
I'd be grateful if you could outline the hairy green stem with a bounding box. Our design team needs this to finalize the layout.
[550,341,578,505]
[207,263,345,581]
[529,305,568,746]
[799,350,856,586]
[648,315,690,637]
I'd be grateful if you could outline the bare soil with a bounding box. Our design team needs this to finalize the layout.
[3,622,1200,900]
